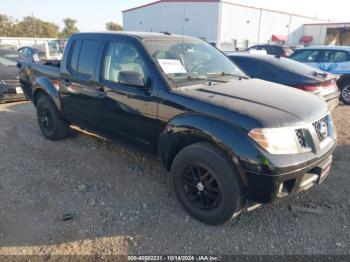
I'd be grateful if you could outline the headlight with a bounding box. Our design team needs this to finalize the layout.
[248,128,300,155]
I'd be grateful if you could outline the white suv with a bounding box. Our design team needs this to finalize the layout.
[290,46,350,105]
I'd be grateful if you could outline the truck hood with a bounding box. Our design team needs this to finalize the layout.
[176,78,328,128]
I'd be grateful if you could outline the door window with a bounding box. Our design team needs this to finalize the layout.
[320,50,350,63]
[290,50,319,62]
[70,40,82,72]
[103,42,146,83]
[77,40,100,76]
[21,48,30,57]
[68,39,100,77]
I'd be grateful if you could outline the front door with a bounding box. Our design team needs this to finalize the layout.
[93,40,158,149]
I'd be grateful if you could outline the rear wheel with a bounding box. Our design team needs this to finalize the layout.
[171,142,244,225]
[36,95,70,140]
[339,80,350,105]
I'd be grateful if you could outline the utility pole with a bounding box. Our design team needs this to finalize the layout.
[1,19,7,37]
[257,8,262,45]
[286,15,292,45]
[31,12,37,38]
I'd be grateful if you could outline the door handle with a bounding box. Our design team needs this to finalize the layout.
[96,87,106,98]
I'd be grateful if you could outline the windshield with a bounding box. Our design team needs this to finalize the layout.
[0,50,20,66]
[144,38,246,87]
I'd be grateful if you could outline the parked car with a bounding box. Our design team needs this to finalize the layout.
[20,32,336,225]
[246,44,293,57]
[0,48,26,103]
[289,46,350,105]
[226,53,340,111]
[48,39,67,53]
[18,45,62,63]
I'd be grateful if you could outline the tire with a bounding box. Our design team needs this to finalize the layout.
[339,80,350,105]
[171,142,244,225]
[36,95,70,141]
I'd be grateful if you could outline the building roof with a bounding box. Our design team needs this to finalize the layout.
[297,46,350,51]
[122,0,329,21]
[123,0,219,13]
[304,22,350,26]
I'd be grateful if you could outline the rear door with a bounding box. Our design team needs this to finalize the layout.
[317,49,350,75]
[59,38,104,131]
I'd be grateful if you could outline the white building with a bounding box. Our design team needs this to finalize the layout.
[123,0,328,50]
[303,22,350,46]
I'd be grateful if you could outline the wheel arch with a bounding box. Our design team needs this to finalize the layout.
[32,77,61,110]
[158,113,245,172]
[337,74,350,88]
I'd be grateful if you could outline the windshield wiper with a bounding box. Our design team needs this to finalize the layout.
[186,76,227,83]
[206,72,249,80]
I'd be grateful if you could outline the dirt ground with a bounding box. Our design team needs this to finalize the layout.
[0,101,349,256]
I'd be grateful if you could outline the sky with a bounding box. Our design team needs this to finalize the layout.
[1,0,349,31]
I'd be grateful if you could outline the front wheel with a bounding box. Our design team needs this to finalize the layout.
[339,80,350,105]
[171,142,244,225]
[36,95,70,141]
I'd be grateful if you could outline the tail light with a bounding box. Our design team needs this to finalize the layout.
[321,81,337,88]
[296,85,321,92]
[297,80,337,93]
[51,79,60,90]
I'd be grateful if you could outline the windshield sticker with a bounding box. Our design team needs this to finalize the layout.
[157,59,187,74]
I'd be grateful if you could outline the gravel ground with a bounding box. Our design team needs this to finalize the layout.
[0,101,349,256]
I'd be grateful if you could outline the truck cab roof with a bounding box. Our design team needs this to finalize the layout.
[70,31,197,41]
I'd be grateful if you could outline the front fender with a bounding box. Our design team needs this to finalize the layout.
[33,77,61,110]
[158,112,246,169]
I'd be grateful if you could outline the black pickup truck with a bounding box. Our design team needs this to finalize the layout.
[19,32,336,225]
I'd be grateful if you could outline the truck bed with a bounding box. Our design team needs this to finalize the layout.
[20,61,60,100]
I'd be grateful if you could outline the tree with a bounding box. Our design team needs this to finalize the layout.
[0,14,59,38]
[0,14,12,37]
[59,18,79,38]
[106,21,123,31]
[16,16,59,38]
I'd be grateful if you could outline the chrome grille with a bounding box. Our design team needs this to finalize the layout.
[295,129,307,148]
[312,116,329,142]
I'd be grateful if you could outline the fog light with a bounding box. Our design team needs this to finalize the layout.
[277,183,289,198]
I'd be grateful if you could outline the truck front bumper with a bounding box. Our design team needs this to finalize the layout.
[243,141,336,204]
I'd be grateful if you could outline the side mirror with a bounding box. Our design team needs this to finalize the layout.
[118,71,145,88]
[16,61,22,68]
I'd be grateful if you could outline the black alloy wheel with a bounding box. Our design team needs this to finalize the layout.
[182,165,221,210]
[341,83,350,105]
[36,95,70,141]
[38,107,54,134]
[171,142,244,225]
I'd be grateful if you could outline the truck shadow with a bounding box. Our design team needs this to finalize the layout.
[0,102,349,255]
